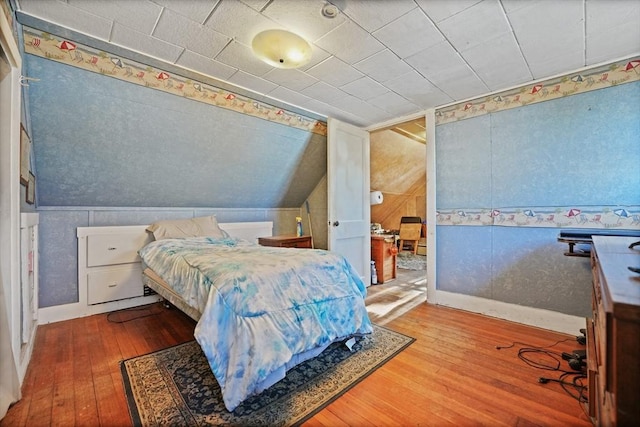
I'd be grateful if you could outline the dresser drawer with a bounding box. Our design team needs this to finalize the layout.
[258,235,312,248]
[281,239,312,248]
[382,255,395,272]
[87,265,143,305]
[87,233,152,267]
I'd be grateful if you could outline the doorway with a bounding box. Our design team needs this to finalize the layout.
[366,117,427,324]
[369,118,426,230]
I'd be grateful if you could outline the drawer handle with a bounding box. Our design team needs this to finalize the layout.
[107,247,117,251]
[108,283,118,288]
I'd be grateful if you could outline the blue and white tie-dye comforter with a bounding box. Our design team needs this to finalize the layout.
[138,237,373,411]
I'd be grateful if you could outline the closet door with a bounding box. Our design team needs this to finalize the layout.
[1,6,25,417]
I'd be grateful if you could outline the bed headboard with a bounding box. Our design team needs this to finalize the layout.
[219,221,273,242]
[76,221,274,246]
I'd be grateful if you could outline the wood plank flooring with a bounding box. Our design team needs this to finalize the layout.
[1,275,592,426]
[366,268,426,325]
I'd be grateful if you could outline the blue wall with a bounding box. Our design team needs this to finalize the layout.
[37,206,303,307]
[24,54,328,308]
[490,85,639,206]
[435,81,640,317]
[25,55,326,208]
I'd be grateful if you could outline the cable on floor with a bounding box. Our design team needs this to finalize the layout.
[106,303,162,323]
[495,337,573,350]
[495,337,588,410]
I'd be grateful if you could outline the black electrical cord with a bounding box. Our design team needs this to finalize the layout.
[106,303,161,323]
[495,337,573,350]
[495,338,588,408]
[538,372,588,401]
[517,347,584,374]
[539,371,590,420]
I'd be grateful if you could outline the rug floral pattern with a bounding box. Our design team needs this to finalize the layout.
[121,324,414,426]
[396,252,427,271]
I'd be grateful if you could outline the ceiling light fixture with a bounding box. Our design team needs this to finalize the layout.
[251,29,312,69]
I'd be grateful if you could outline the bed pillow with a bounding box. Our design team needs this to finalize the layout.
[147,215,228,240]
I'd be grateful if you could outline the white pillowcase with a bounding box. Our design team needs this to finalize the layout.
[147,215,228,240]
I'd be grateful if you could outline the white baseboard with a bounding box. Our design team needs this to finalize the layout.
[18,324,37,384]
[434,290,586,335]
[38,295,161,325]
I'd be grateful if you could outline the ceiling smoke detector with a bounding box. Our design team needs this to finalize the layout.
[321,4,339,19]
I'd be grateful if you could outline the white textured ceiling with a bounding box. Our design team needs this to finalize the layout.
[15,0,640,128]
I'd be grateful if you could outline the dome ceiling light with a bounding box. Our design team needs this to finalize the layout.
[251,29,312,69]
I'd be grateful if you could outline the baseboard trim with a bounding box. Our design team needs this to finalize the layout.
[38,295,161,325]
[435,290,585,335]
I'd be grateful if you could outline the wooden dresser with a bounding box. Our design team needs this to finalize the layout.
[371,234,397,284]
[258,235,312,249]
[588,236,640,426]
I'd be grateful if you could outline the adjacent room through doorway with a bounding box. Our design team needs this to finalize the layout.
[367,117,427,322]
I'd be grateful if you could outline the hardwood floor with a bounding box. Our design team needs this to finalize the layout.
[2,284,592,426]
[366,267,427,325]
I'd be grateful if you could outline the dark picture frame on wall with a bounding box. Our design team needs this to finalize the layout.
[20,124,31,185]
[26,172,35,204]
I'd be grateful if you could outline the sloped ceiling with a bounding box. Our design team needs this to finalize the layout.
[370,128,425,195]
[15,0,640,128]
[370,124,427,229]
[388,119,426,144]
[26,54,327,208]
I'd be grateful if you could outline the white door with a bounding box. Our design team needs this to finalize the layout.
[1,11,25,418]
[327,118,371,284]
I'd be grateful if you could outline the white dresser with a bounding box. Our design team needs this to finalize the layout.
[77,225,159,306]
[39,226,162,324]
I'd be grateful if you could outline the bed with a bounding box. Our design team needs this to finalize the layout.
[137,216,373,412]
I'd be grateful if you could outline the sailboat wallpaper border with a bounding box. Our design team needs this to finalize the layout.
[22,26,328,136]
[436,57,640,125]
[436,206,640,229]
[21,27,639,142]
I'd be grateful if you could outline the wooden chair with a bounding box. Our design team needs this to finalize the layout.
[398,216,422,254]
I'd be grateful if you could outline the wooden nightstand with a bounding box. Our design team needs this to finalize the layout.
[371,234,397,284]
[258,235,313,249]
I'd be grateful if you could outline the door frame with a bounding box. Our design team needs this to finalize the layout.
[367,110,436,302]
[1,4,26,416]
[425,109,436,303]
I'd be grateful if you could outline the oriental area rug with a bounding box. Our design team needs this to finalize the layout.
[121,324,414,426]
[396,252,427,270]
